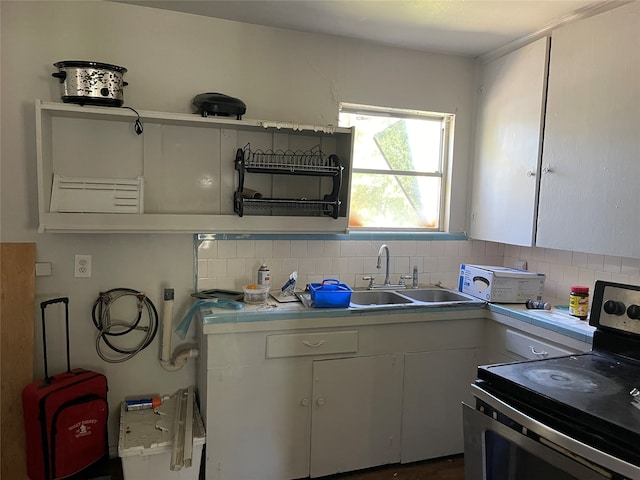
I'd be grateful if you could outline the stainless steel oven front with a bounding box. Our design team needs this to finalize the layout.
[463,281,640,480]
[463,384,640,480]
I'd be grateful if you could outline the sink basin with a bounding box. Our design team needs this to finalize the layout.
[350,290,414,307]
[348,287,483,309]
[398,288,473,303]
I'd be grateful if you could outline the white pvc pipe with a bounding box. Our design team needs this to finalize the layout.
[161,288,174,363]
[160,288,199,371]
[160,347,199,372]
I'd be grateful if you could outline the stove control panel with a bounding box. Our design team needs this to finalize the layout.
[593,281,640,335]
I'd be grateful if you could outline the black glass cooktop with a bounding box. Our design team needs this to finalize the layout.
[477,351,640,466]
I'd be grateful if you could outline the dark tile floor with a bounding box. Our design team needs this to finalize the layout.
[99,454,463,480]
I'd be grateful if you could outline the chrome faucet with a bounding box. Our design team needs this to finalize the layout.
[377,244,391,286]
[362,244,407,289]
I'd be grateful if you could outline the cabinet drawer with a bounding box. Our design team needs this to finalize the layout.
[266,331,358,358]
[505,330,574,360]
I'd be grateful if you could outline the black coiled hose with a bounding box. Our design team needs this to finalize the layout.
[91,288,159,363]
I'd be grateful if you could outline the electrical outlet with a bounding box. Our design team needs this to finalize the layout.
[74,254,92,278]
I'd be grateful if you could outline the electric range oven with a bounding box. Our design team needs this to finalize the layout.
[463,280,640,480]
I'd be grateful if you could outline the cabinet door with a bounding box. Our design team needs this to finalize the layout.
[537,2,640,256]
[205,361,313,480]
[401,348,479,463]
[309,355,403,478]
[469,37,549,246]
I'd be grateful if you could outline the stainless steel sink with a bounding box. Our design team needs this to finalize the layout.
[349,290,414,307]
[349,287,483,309]
[397,288,472,303]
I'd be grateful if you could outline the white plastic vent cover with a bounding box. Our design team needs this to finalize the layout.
[50,174,144,213]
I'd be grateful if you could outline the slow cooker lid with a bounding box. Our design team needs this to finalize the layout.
[53,60,127,73]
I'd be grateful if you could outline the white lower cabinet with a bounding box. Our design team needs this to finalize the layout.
[204,359,313,480]
[482,315,592,364]
[504,329,574,360]
[401,348,479,463]
[310,355,403,477]
[197,316,486,480]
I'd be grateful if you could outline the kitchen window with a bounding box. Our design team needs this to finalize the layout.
[339,103,453,231]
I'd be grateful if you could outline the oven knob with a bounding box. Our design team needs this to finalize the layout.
[604,300,626,315]
[627,304,640,319]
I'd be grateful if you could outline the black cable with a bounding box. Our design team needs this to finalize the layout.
[121,106,144,135]
[91,288,159,363]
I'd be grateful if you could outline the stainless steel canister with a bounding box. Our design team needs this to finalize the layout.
[52,60,128,107]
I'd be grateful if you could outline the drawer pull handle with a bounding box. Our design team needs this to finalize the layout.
[530,346,549,357]
[302,340,326,348]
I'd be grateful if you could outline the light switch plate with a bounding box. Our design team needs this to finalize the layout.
[35,262,52,277]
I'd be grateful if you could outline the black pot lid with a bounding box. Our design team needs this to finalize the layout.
[53,60,127,73]
[193,93,245,106]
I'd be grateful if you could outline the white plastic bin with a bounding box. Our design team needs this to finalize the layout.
[118,394,205,480]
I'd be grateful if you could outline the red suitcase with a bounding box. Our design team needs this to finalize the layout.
[22,297,108,480]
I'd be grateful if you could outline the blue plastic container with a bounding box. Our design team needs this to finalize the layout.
[309,278,353,308]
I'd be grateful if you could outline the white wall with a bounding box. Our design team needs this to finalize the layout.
[0,1,476,450]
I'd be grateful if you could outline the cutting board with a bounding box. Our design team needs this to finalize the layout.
[1,242,36,480]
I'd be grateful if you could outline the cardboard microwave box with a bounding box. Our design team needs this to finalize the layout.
[458,264,545,303]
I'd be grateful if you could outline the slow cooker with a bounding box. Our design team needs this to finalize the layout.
[52,60,128,107]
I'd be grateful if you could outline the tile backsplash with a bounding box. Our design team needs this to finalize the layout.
[197,239,640,304]
[503,244,640,301]
[197,239,504,292]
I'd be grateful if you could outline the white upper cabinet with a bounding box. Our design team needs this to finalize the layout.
[469,37,549,246]
[35,100,353,233]
[536,2,640,257]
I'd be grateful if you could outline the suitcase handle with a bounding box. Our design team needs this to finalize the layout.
[41,297,71,382]
[41,297,69,308]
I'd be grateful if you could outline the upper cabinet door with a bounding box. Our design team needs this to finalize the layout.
[536,2,640,257]
[469,37,549,246]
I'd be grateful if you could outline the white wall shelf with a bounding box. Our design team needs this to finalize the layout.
[35,100,354,233]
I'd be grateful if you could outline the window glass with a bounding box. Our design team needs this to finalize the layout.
[349,174,441,228]
[339,104,453,231]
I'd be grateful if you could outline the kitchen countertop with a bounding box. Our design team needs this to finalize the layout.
[486,300,595,343]
[198,291,596,343]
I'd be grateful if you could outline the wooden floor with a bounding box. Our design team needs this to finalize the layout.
[100,455,464,480]
[318,456,464,480]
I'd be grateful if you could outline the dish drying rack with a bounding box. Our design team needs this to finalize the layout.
[234,145,343,218]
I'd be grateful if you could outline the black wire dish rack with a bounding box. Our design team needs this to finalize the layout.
[234,144,343,218]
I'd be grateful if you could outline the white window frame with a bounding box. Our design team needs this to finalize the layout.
[339,102,454,232]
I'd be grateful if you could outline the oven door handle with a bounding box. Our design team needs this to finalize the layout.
[471,384,640,479]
